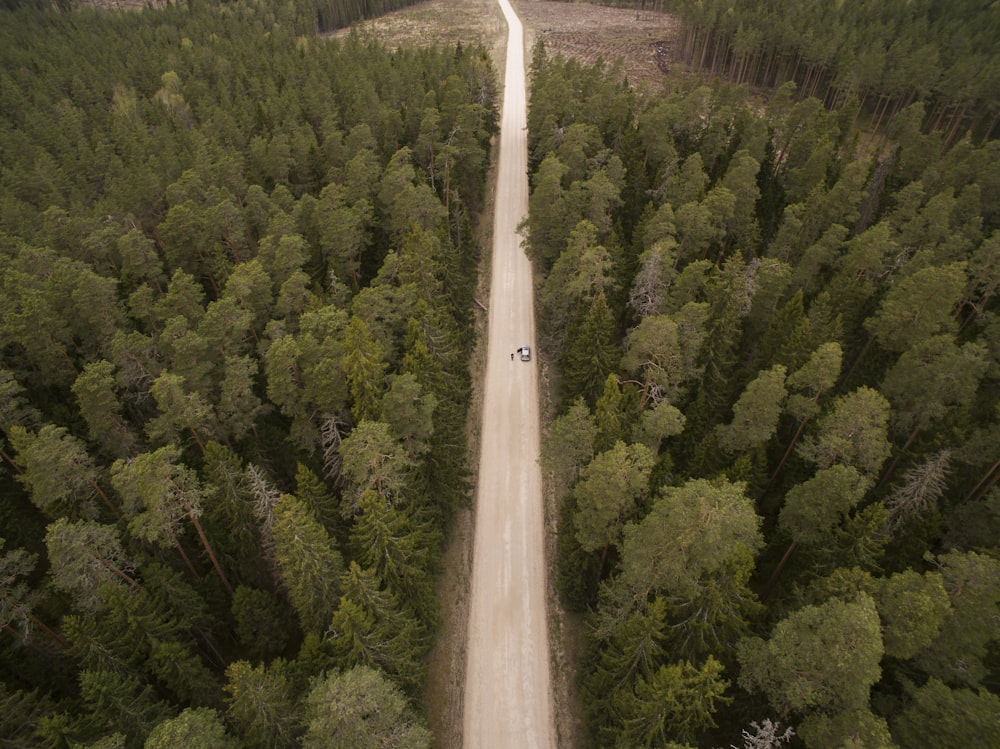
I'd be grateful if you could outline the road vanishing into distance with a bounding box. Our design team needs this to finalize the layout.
[462,0,556,746]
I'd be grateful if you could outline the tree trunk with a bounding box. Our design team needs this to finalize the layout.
[764,539,799,598]
[2,598,70,650]
[767,416,811,487]
[2,624,51,656]
[188,425,206,456]
[97,552,142,590]
[965,454,1000,501]
[875,426,921,493]
[88,478,120,518]
[168,526,200,579]
[944,102,970,150]
[842,332,876,388]
[187,509,234,596]
[973,470,1000,503]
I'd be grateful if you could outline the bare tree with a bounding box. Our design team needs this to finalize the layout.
[886,450,952,531]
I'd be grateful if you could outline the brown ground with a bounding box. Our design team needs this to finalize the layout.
[335,0,682,86]
[516,0,681,85]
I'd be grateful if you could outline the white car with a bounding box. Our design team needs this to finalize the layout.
[519,346,531,361]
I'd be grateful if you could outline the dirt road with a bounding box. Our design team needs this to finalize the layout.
[462,0,556,747]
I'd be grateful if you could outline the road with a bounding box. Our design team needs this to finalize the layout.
[462,0,556,747]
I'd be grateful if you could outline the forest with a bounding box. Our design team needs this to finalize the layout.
[597,0,1000,148]
[527,24,1000,749]
[0,0,498,746]
[3,0,1000,745]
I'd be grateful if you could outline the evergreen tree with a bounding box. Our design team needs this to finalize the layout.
[270,494,344,635]
[349,489,439,628]
[224,660,300,749]
[737,594,883,716]
[0,538,67,649]
[328,562,427,694]
[572,441,656,556]
[111,447,233,595]
[342,316,388,423]
[606,478,763,632]
[617,657,730,748]
[302,666,431,749]
[796,387,892,480]
[44,518,140,614]
[892,678,1000,749]
[715,365,787,454]
[79,670,173,749]
[72,360,137,459]
[915,551,1000,687]
[9,424,113,520]
[338,420,415,515]
[540,397,597,492]
[874,568,951,660]
[145,708,238,749]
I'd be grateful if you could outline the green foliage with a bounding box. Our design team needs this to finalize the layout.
[892,678,1000,749]
[796,387,892,479]
[79,670,173,748]
[224,660,300,749]
[779,466,871,547]
[4,0,1000,742]
[915,551,1000,686]
[350,489,440,628]
[797,708,893,749]
[667,0,1000,146]
[338,420,416,515]
[145,708,238,749]
[328,562,428,695]
[301,666,431,749]
[617,657,730,747]
[271,494,344,634]
[617,478,762,602]
[44,518,137,613]
[561,291,622,407]
[874,569,951,660]
[737,594,884,715]
[9,424,104,520]
[0,0,494,733]
[231,585,294,662]
[572,441,656,553]
[541,397,597,492]
[715,365,787,454]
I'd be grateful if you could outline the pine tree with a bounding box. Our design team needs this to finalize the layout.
[9,424,114,520]
[715,365,787,454]
[224,660,300,749]
[572,441,655,556]
[145,708,239,749]
[45,518,140,613]
[79,670,173,747]
[0,538,68,650]
[301,666,431,749]
[737,594,883,715]
[72,360,137,459]
[111,447,233,595]
[342,316,388,423]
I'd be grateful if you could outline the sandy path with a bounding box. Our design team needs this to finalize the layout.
[462,0,556,747]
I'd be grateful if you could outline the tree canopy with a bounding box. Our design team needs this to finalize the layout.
[0,0,494,745]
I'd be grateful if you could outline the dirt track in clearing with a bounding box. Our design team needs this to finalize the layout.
[461,2,554,746]
[339,3,682,748]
